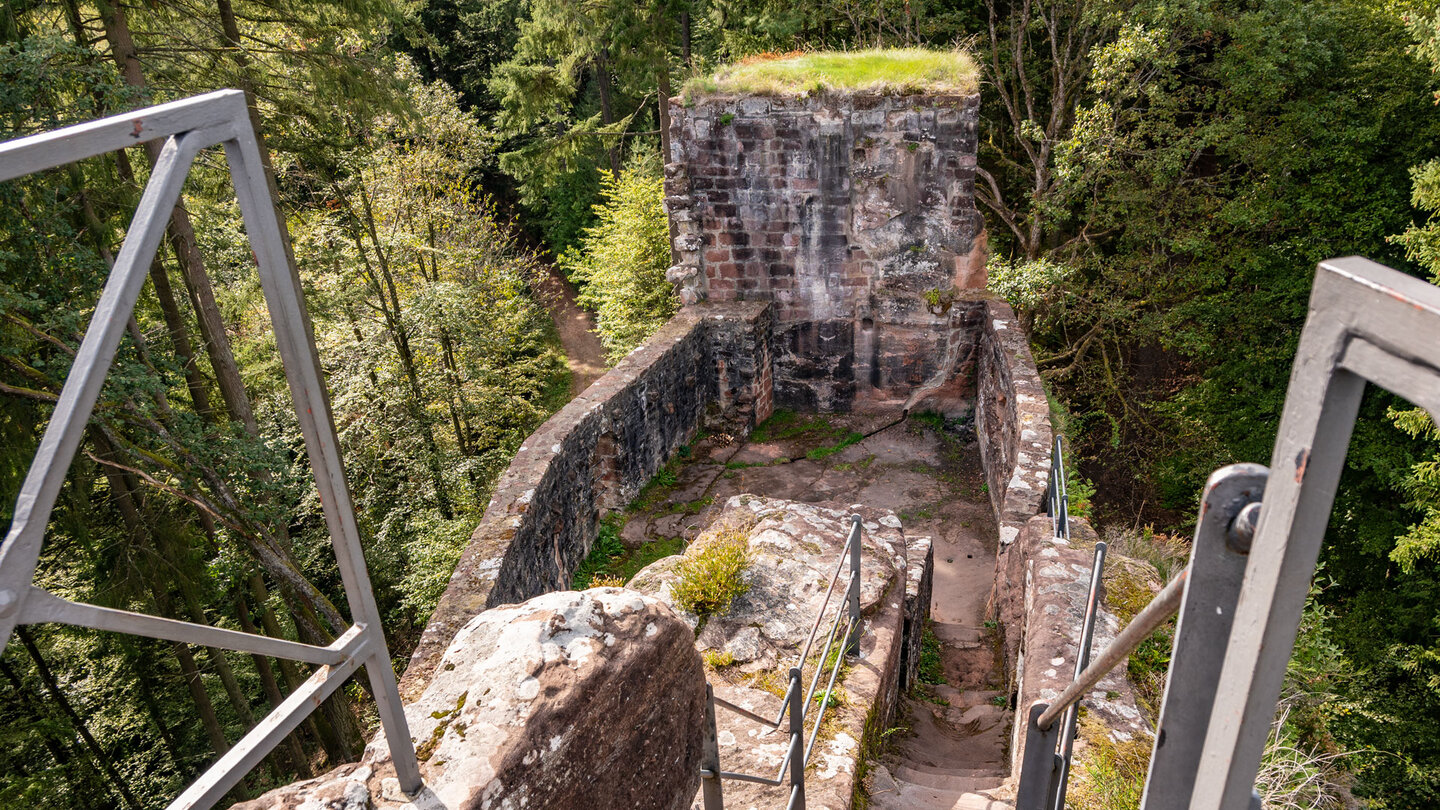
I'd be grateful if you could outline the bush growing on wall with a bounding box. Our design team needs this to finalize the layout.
[562,161,679,361]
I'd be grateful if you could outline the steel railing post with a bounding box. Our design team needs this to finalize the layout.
[846,515,862,656]
[1016,702,1061,810]
[1140,464,1267,808]
[788,667,806,810]
[701,684,724,810]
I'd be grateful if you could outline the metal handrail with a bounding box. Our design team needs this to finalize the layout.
[1037,566,1186,732]
[1017,564,1190,810]
[1049,540,1107,808]
[1049,436,1070,541]
[700,514,865,810]
[0,93,420,808]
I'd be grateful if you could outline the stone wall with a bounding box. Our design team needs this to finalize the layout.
[976,299,1052,549]
[665,92,988,412]
[995,517,1150,782]
[401,302,772,699]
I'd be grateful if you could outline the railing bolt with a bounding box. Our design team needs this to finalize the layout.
[1227,501,1262,554]
[0,589,16,618]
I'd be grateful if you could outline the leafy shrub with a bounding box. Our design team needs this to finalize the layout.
[561,160,678,361]
[573,520,626,589]
[671,527,751,618]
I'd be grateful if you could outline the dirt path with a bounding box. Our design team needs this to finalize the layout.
[536,265,608,396]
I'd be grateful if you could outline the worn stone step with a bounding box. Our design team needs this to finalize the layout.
[931,621,985,648]
[887,755,1002,784]
[930,685,1005,708]
[869,769,1012,810]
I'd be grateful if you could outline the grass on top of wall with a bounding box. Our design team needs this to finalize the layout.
[684,48,979,99]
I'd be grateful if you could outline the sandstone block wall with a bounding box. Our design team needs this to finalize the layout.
[401,302,772,699]
[977,299,1052,547]
[995,517,1150,781]
[666,92,987,412]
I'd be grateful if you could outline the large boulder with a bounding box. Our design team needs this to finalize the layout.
[630,495,906,671]
[629,495,919,810]
[234,589,705,810]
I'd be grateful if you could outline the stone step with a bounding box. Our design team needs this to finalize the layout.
[868,766,1012,810]
[892,761,1005,782]
[930,685,1005,708]
[931,621,985,648]
[892,763,1006,792]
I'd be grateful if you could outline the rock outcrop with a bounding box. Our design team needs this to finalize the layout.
[629,495,927,810]
[234,589,705,810]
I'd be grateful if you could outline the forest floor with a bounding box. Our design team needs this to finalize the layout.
[535,264,608,395]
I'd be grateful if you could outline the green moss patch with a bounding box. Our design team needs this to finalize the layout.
[685,49,979,98]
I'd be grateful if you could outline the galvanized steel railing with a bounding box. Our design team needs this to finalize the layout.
[1048,435,1070,542]
[0,92,420,808]
[1017,257,1440,809]
[699,514,864,810]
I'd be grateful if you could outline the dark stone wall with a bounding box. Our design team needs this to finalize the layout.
[666,92,988,412]
[400,302,773,700]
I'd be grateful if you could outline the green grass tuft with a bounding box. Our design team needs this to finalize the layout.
[918,620,946,685]
[684,48,979,98]
[671,526,751,618]
[572,520,626,589]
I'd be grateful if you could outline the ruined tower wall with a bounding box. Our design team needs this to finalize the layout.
[665,92,987,411]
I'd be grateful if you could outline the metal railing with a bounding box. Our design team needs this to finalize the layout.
[1048,435,1070,541]
[0,92,420,808]
[1015,257,1440,809]
[699,514,865,810]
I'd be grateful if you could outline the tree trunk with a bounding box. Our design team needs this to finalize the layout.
[657,57,673,168]
[595,46,622,176]
[16,628,144,810]
[237,595,312,776]
[352,187,455,518]
[680,6,692,70]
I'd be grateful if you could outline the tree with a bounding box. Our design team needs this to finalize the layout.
[561,161,677,360]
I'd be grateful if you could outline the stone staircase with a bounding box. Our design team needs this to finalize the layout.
[868,621,1014,810]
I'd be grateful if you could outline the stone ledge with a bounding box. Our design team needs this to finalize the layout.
[401,303,772,701]
[996,516,1149,783]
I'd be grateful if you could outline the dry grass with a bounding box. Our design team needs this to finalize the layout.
[684,48,979,99]
[1066,717,1153,810]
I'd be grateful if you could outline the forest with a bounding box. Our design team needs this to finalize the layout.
[3,0,1440,808]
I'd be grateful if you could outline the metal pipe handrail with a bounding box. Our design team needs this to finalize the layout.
[1050,541,1107,809]
[1049,436,1070,541]
[1037,566,1189,730]
[701,515,865,810]
[805,615,857,763]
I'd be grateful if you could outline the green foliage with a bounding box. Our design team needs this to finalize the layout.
[918,620,946,685]
[1067,717,1152,810]
[572,519,627,589]
[806,431,864,460]
[561,163,678,360]
[671,527,751,618]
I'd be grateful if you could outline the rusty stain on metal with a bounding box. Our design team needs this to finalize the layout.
[1294,448,1309,483]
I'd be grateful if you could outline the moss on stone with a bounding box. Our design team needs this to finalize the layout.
[685,49,979,98]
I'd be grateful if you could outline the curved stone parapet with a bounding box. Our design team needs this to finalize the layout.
[400,302,773,700]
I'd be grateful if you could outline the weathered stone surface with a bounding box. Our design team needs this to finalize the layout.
[629,496,920,810]
[401,302,773,700]
[976,299,1051,548]
[234,589,705,810]
[995,516,1149,779]
[666,93,987,412]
